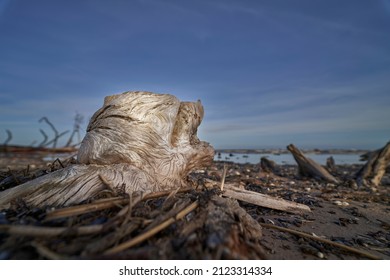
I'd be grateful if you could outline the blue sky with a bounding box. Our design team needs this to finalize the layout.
[1,0,389,149]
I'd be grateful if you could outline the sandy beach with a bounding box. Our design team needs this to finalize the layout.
[0,151,389,260]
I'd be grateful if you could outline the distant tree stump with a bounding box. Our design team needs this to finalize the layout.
[287,144,339,183]
[356,141,390,187]
[260,157,279,174]
[326,156,336,172]
[0,91,214,208]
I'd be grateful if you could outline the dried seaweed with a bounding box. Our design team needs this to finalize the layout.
[0,157,389,260]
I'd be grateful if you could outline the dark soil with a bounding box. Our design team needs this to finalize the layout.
[0,155,389,260]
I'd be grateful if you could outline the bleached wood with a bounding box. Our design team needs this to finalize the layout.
[223,186,311,215]
[203,179,311,214]
[0,91,214,208]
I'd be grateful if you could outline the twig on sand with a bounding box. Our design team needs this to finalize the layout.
[45,197,128,221]
[45,187,194,221]
[103,200,199,256]
[259,222,381,260]
[0,224,104,237]
[31,242,68,260]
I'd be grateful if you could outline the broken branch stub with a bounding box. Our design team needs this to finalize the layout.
[0,91,214,208]
[356,141,390,187]
[287,144,339,184]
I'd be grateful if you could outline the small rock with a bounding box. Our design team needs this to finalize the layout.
[333,200,349,206]
[317,252,324,259]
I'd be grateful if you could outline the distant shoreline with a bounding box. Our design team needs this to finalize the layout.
[215,148,370,155]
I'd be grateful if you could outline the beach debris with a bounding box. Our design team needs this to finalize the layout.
[2,130,12,146]
[356,141,390,187]
[39,117,69,149]
[1,155,389,260]
[260,157,279,174]
[259,222,380,260]
[203,179,311,215]
[326,156,336,172]
[332,200,350,206]
[0,91,214,208]
[38,129,48,147]
[65,112,84,147]
[102,194,264,258]
[287,144,339,183]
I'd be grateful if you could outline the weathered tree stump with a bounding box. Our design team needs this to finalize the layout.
[287,144,339,183]
[326,156,336,172]
[356,141,390,187]
[0,91,214,208]
[260,157,279,174]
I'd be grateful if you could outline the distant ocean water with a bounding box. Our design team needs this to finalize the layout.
[214,152,363,165]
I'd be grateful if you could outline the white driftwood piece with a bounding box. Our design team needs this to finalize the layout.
[0,91,214,208]
[203,179,311,215]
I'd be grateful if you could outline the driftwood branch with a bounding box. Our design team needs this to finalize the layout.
[39,117,68,149]
[356,141,390,187]
[204,179,311,215]
[66,113,83,147]
[38,129,49,147]
[39,117,58,148]
[287,144,339,183]
[0,91,214,209]
[3,129,12,146]
[44,130,69,147]
[223,186,311,214]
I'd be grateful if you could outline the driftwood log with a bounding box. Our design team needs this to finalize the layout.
[287,144,339,183]
[0,91,214,208]
[356,141,390,187]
